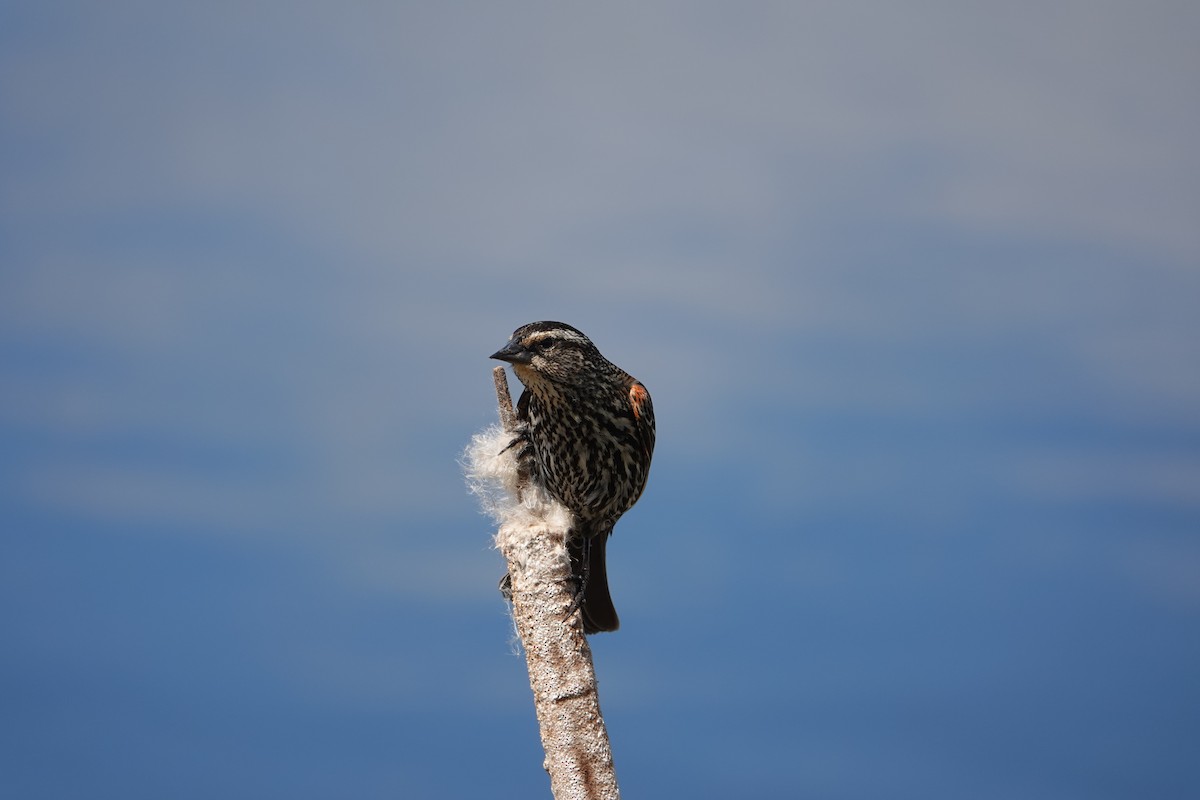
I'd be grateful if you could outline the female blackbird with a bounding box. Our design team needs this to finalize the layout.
[492,321,655,633]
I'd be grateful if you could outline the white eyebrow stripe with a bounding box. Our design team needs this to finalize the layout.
[523,328,590,346]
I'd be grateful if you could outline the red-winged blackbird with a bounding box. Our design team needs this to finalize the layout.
[492,321,655,634]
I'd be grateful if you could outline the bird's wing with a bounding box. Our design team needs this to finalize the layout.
[628,382,655,465]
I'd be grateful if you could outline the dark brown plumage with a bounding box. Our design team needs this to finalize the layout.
[492,321,655,634]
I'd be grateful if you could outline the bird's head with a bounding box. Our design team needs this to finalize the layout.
[491,321,601,388]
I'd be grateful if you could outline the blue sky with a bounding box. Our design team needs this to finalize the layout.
[2,2,1198,797]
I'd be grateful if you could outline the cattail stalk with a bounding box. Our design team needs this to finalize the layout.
[466,367,620,799]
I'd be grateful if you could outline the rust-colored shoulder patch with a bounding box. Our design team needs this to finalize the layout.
[629,383,650,420]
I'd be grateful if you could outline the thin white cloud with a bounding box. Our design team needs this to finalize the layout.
[4,2,1196,264]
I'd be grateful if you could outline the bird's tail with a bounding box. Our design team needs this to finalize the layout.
[570,529,619,634]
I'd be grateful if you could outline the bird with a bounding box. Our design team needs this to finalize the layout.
[491,321,655,634]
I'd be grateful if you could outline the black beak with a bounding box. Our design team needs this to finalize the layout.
[491,339,532,364]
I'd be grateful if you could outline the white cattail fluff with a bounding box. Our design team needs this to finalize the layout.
[462,424,575,534]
